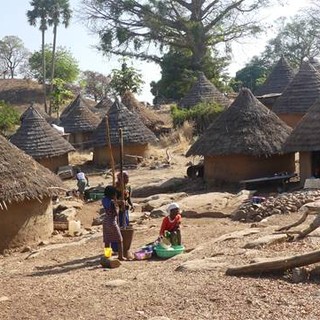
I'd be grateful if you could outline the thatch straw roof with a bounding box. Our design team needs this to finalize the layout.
[186,88,292,157]
[20,104,53,123]
[60,94,91,119]
[284,98,320,152]
[0,134,63,205]
[93,99,157,147]
[273,62,320,114]
[90,97,114,118]
[10,107,75,159]
[309,57,320,73]
[255,56,295,96]
[60,101,100,133]
[179,72,230,109]
[121,91,165,129]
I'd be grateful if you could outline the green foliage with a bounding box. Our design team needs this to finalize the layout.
[151,48,230,102]
[109,59,144,96]
[0,101,19,136]
[81,70,111,101]
[29,45,80,82]
[232,57,268,92]
[171,102,224,135]
[50,78,73,116]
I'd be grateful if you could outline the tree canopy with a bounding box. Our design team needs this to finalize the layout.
[29,46,80,83]
[81,0,276,70]
[0,36,30,79]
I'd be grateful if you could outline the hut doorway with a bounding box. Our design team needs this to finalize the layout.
[312,151,320,178]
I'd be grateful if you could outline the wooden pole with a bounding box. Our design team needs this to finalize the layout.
[105,116,115,186]
[119,128,125,228]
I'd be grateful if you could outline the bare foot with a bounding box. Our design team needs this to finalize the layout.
[118,256,127,261]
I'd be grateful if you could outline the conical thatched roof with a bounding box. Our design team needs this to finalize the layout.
[0,134,63,204]
[93,99,157,147]
[90,97,114,118]
[309,57,320,73]
[20,104,53,123]
[255,56,295,96]
[60,94,91,119]
[273,62,320,114]
[186,88,292,157]
[284,98,320,152]
[121,91,164,129]
[60,102,100,133]
[10,107,75,159]
[179,72,230,109]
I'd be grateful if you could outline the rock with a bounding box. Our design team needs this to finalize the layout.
[100,256,121,269]
[21,246,32,253]
[243,234,288,249]
[0,296,10,302]
[176,258,227,272]
[54,207,77,222]
[148,317,171,320]
[150,208,167,218]
[53,200,83,213]
[291,267,309,283]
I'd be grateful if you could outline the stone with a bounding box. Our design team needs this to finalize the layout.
[0,296,10,302]
[105,279,127,287]
[243,234,288,249]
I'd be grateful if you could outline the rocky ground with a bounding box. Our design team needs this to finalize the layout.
[2,148,320,320]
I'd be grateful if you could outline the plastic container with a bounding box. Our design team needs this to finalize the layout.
[134,250,153,260]
[104,247,113,258]
[154,245,185,259]
[68,220,81,236]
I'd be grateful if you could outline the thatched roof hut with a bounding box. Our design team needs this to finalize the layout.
[186,88,295,184]
[0,134,63,252]
[59,101,100,149]
[121,91,165,132]
[60,94,91,119]
[284,98,320,183]
[92,99,157,165]
[20,103,54,123]
[255,56,295,96]
[90,96,114,118]
[179,72,230,109]
[10,107,75,172]
[273,62,320,127]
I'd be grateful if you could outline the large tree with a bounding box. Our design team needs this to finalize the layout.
[81,70,111,101]
[29,46,80,83]
[0,36,30,79]
[81,0,277,71]
[27,0,52,112]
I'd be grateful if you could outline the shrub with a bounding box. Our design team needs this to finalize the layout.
[0,101,20,136]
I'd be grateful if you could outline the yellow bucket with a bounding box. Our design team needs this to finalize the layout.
[104,247,113,258]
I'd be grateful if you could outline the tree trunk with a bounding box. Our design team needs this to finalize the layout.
[49,23,58,116]
[226,249,320,276]
[41,28,47,113]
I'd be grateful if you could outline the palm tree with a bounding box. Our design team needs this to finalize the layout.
[27,0,51,113]
[48,0,72,115]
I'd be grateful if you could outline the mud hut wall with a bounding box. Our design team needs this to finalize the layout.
[37,154,69,172]
[0,197,53,252]
[204,153,295,183]
[277,114,303,128]
[93,144,149,166]
[69,132,94,150]
[299,151,312,184]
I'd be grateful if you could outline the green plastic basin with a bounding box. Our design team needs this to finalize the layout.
[154,245,185,259]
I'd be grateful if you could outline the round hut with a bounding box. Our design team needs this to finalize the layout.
[20,103,54,124]
[273,62,320,128]
[284,98,320,184]
[10,107,75,172]
[179,72,230,109]
[0,135,63,252]
[186,88,295,184]
[92,99,157,166]
[255,56,295,109]
[121,91,165,133]
[90,96,114,118]
[60,94,90,119]
[59,100,100,150]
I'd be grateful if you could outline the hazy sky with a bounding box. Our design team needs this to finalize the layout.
[0,0,311,102]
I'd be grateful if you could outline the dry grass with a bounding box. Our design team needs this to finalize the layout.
[69,151,93,166]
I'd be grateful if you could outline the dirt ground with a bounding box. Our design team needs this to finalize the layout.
[2,147,320,320]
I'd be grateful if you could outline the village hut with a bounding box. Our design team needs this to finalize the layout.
[255,56,295,109]
[273,62,320,128]
[121,91,165,134]
[10,107,75,172]
[92,99,157,166]
[186,88,295,184]
[179,72,230,109]
[59,101,100,150]
[0,134,63,252]
[60,94,91,119]
[20,103,54,124]
[90,96,114,118]
[284,98,320,184]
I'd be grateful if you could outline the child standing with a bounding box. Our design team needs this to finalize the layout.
[102,186,125,260]
[159,202,182,245]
